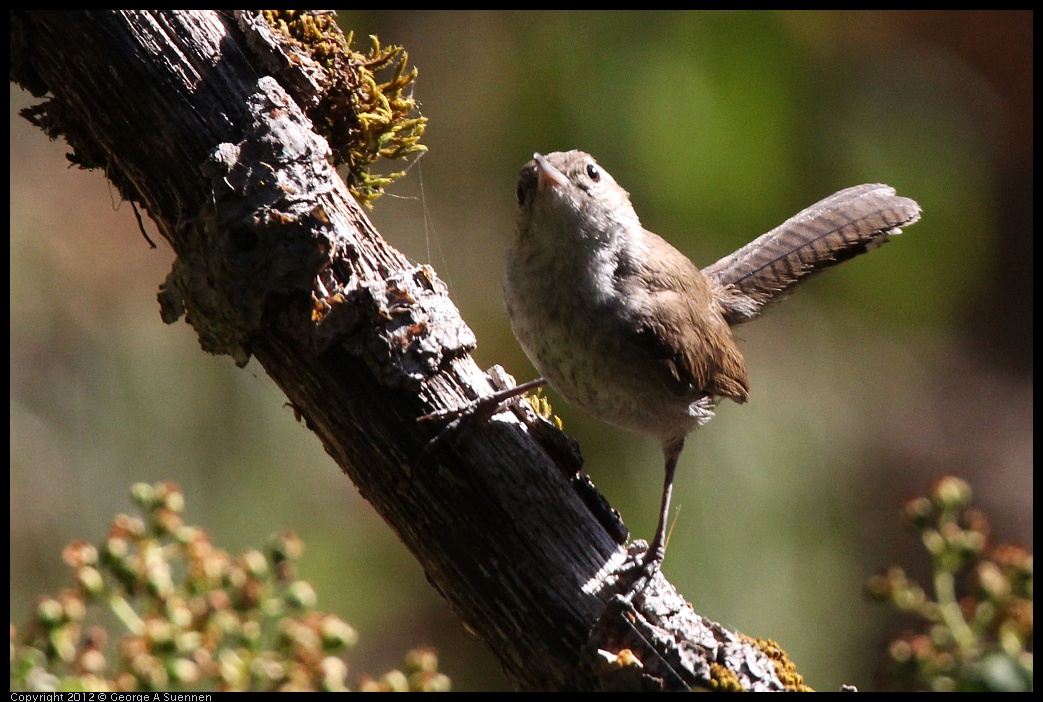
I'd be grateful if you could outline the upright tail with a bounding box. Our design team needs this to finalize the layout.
[703,184,921,325]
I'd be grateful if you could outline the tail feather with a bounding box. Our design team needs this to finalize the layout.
[703,184,921,325]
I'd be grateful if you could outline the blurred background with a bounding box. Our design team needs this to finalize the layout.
[10,10,1032,691]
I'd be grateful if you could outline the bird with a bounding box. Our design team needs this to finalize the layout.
[502,150,921,595]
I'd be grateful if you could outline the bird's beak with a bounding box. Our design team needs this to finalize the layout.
[533,152,568,190]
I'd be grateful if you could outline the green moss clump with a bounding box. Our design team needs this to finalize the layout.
[262,11,428,208]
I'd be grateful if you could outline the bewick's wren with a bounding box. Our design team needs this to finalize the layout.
[504,150,920,593]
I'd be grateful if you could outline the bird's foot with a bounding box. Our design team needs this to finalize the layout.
[618,540,665,604]
[419,374,547,451]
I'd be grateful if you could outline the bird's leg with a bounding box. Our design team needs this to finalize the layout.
[622,437,684,601]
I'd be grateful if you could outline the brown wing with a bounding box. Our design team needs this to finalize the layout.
[624,230,749,405]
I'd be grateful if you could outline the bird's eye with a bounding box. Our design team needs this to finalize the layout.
[586,163,600,182]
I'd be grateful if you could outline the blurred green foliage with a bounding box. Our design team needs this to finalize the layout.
[10,482,450,692]
[867,477,1032,691]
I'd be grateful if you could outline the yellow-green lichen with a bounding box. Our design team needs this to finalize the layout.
[261,11,427,208]
[524,389,563,430]
[749,636,814,692]
[709,662,745,691]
